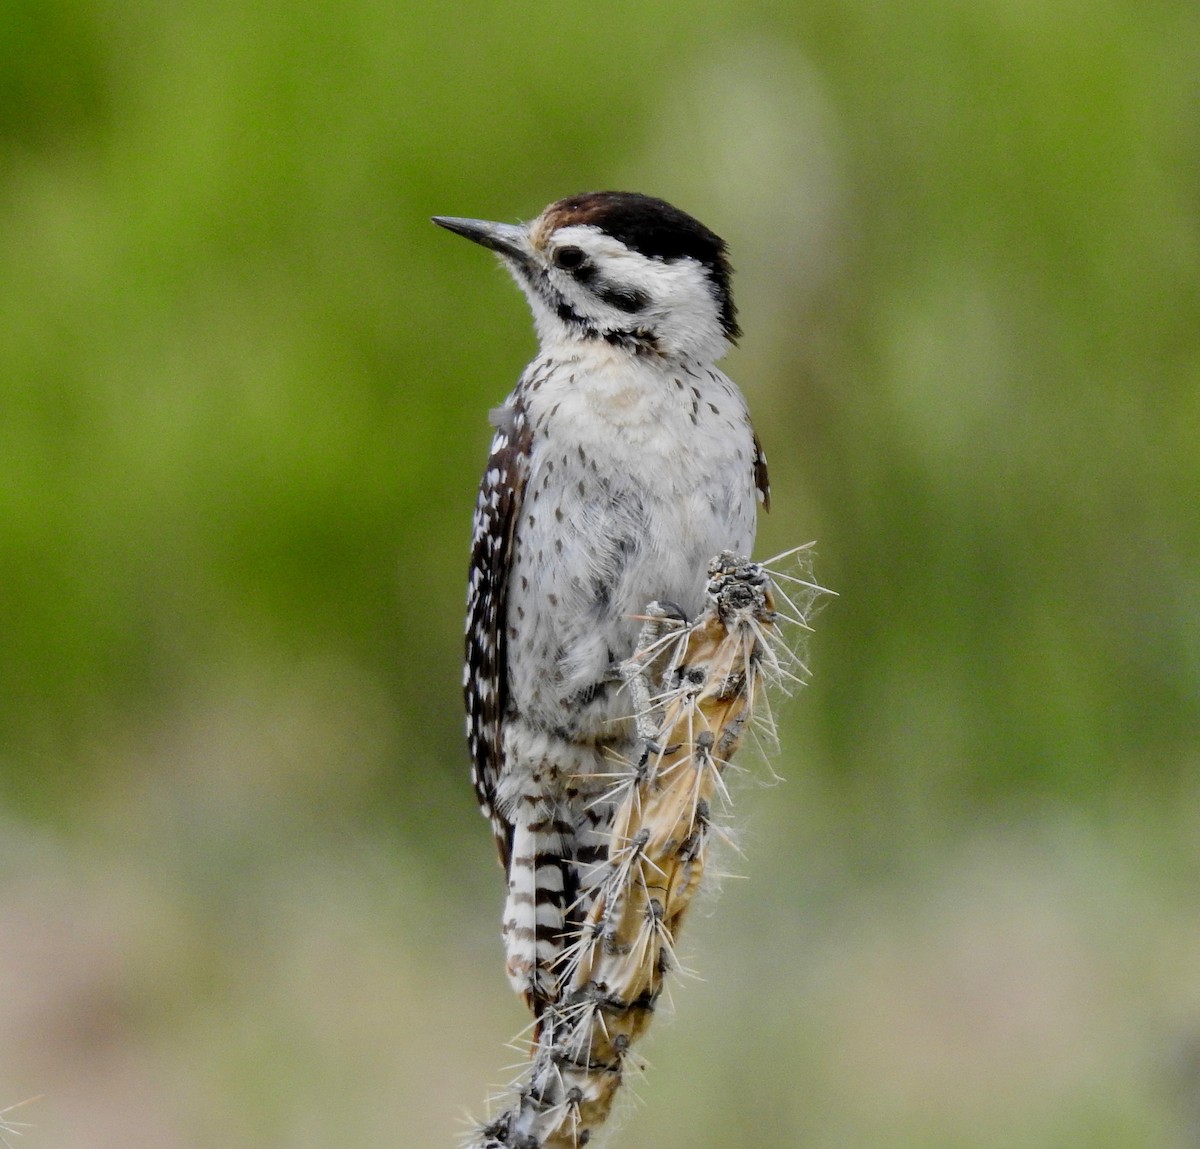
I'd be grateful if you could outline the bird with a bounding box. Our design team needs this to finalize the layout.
[434,191,770,1021]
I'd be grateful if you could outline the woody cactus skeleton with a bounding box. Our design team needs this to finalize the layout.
[469,549,824,1149]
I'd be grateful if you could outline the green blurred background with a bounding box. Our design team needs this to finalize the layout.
[2,2,1199,1146]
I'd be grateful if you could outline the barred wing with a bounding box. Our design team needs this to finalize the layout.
[464,394,532,870]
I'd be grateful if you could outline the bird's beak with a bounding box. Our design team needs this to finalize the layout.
[432,216,529,262]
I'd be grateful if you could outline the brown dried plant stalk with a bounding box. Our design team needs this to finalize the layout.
[470,549,823,1149]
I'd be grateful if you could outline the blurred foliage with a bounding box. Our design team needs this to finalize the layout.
[1,1,1199,1147]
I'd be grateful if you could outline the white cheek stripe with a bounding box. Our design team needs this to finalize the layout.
[511,224,730,364]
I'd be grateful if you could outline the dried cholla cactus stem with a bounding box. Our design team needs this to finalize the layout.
[467,547,827,1149]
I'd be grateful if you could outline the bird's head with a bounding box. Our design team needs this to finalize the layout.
[434,191,739,363]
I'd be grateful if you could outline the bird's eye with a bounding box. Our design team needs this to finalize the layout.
[552,245,585,270]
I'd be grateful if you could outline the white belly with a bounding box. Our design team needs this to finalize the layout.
[504,351,759,739]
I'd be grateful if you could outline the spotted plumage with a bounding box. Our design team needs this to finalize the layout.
[438,191,769,1017]
[464,394,532,867]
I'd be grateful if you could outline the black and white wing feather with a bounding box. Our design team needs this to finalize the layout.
[464,392,532,870]
[752,430,771,511]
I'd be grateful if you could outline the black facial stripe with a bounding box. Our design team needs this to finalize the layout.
[551,295,658,354]
[555,300,582,325]
[603,327,659,353]
[596,284,648,314]
[544,191,741,343]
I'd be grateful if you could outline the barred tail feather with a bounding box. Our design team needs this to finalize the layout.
[503,818,570,1010]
